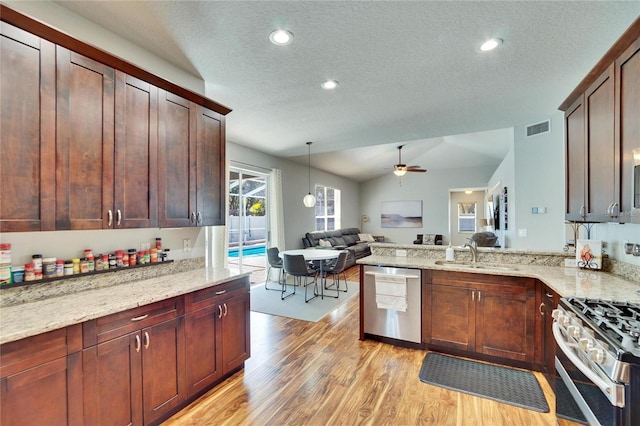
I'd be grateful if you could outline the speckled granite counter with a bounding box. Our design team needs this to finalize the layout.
[0,267,250,345]
[358,243,640,304]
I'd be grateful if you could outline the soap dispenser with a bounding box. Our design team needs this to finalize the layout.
[446,244,455,261]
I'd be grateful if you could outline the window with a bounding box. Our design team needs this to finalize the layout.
[458,202,476,233]
[315,185,341,231]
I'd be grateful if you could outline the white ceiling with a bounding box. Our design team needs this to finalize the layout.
[53,1,639,182]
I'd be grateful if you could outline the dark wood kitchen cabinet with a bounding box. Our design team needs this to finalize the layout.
[82,298,185,426]
[561,19,640,223]
[0,22,56,232]
[184,276,250,396]
[424,270,538,368]
[158,91,225,228]
[0,325,83,426]
[0,5,230,233]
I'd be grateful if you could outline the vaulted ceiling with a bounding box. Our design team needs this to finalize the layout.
[53,1,639,181]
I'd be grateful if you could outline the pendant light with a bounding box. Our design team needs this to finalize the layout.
[303,142,316,208]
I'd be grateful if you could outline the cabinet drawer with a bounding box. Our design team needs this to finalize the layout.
[185,276,249,312]
[0,324,81,378]
[432,270,534,293]
[83,297,184,347]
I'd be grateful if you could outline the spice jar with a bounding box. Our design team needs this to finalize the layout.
[43,257,57,278]
[80,257,89,273]
[84,249,95,271]
[150,248,158,263]
[155,237,162,250]
[72,258,80,274]
[137,251,146,265]
[64,260,74,276]
[115,250,124,267]
[122,251,129,267]
[108,253,116,269]
[128,249,137,266]
[24,263,36,281]
[101,254,109,270]
[12,266,24,283]
[55,259,64,277]
[95,255,103,271]
[32,254,43,276]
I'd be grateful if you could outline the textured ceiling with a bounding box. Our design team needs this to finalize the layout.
[53,1,640,182]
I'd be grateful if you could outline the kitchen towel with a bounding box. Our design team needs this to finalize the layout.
[375,274,407,311]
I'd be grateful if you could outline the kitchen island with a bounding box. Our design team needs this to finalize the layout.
[358,243,639,376]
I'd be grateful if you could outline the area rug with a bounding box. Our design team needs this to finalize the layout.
[250,279,359,322]
[419,352,550,413]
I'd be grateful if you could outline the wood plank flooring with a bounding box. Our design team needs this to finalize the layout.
[165,266,566,426]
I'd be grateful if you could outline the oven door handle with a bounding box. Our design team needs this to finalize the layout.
[553,322,623,407]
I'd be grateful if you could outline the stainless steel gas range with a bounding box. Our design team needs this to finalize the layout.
[552,297,640,426]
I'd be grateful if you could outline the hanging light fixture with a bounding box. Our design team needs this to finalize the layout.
[303,142,316,208]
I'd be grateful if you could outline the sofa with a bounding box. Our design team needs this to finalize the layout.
[302,227,372,268]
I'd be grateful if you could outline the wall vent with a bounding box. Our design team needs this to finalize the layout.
[525,119,551,138]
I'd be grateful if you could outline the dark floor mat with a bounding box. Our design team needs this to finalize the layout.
[419,352,550,413]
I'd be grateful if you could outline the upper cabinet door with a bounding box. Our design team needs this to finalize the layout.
[0,23,56,232]
[615,38,640,221]
[56,48,115,230]
[565,96,587,221]
[197,106,225,226]
[584,65,616,222]
[158,90,197,228]
[114,72,158,229]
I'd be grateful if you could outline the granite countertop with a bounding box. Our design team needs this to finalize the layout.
[0,267,250,345]
[358,255,640,304]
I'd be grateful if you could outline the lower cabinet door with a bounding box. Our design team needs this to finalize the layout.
[185,303,221,395]
[83,333,143,426]
[141,316,184,425]
[426,284,475,352]
[220,292,250,374]
[475,288,535,362]
[1,357,75,426]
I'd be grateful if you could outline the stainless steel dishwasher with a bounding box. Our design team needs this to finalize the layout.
[362,265,422,344]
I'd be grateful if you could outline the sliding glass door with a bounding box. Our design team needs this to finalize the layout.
[228,168,268,273]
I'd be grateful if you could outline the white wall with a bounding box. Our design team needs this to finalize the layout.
[512,113,566,251]
[227,143,361,251]
[360,166,496,245]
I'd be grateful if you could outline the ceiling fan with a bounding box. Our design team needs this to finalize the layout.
[393,145,427,176]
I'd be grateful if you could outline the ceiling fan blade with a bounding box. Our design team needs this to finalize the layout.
[407,168,427,173]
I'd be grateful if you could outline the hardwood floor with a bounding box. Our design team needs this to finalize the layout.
[165,266,564,426]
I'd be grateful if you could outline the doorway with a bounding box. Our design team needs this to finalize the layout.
[228,168,268,281]
[449,189,488,246]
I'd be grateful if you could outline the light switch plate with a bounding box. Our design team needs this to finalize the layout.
[183,239,191,252]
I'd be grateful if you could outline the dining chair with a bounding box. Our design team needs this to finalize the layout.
[320,250,349,297]
[282,254,318,302]
[265,247,284,291]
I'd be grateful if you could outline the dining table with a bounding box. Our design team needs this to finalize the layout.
[279,249,341,300]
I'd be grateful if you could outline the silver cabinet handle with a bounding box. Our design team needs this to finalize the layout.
[611,203,619,218]
[215,290,226,295]
[218,305,223,319]
[580,205,585,219]
[545,292,553,299]
[223,303,228,317]
[197,211,202,225]
[116,209,122,225]
[135,335,141,352]
[144,331,150,349]
[471,290,475,302]
[190,211,196,224]
[108,209,113,226]
[477,291,481,302]
[131,314,149,322]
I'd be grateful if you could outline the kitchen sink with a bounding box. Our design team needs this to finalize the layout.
[433,260,517,271]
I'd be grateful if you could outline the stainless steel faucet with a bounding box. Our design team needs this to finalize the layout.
[463,239,478,263]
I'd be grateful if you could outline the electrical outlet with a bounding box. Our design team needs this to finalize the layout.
[518,228,528,237]
[183,239,191,252]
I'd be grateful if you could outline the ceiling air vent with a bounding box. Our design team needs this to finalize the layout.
[525,120,551,138]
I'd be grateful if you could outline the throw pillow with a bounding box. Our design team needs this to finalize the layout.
[318,239,332,248]
[358,233,375,242]
[423,234,435,245]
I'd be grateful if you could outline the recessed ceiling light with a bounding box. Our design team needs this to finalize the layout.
[321,80,339,90]
[269,29,293,46]
[480,38,503,51]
